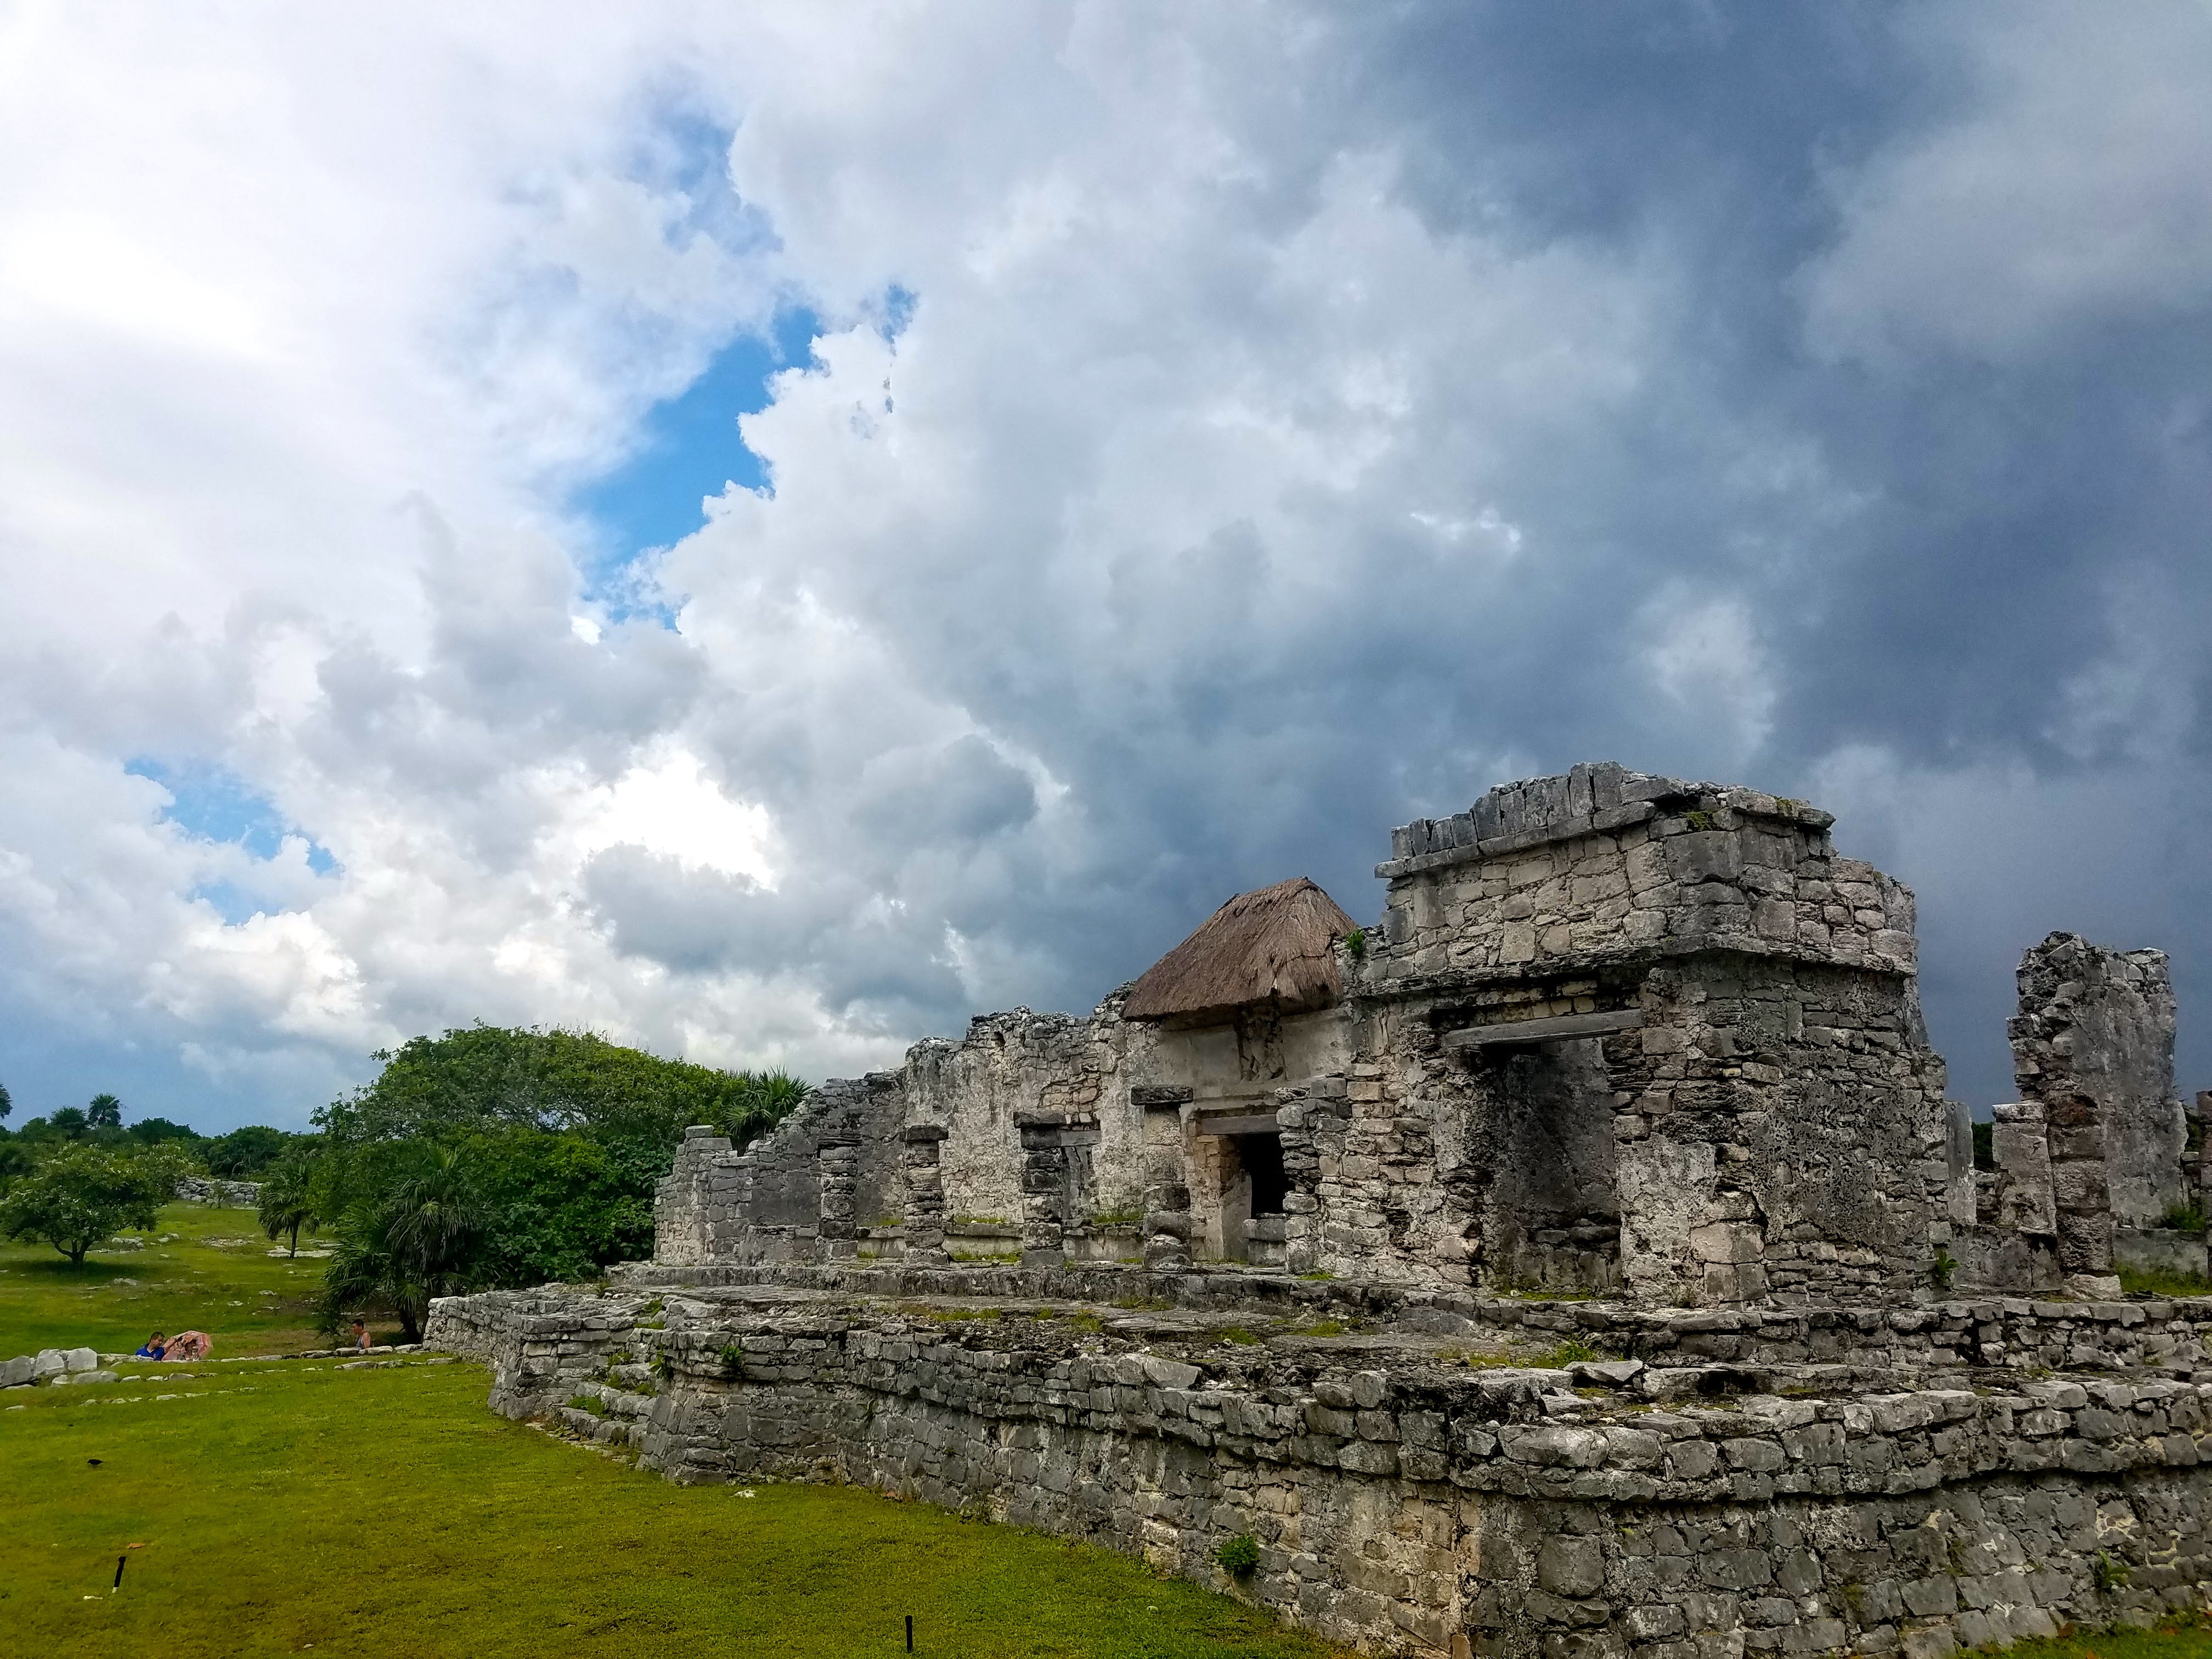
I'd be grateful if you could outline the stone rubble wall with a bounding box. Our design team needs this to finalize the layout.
[2008,934,2187,1282]
[650,765,2203,1313]
[174,1175,262,1206]
[613,1258,2212,1375]
[1374,765,1915,981]
[430,1283,2212,1657]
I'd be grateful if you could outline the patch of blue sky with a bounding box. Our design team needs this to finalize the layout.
[572,304,822,595]
[126,759,338,892]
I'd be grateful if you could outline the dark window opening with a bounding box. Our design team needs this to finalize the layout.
[1237,1132,1288,1216]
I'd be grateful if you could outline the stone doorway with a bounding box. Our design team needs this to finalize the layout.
[1472,1037,1623,1294]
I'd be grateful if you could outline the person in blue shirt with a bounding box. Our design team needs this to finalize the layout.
[133,1331,167,1359]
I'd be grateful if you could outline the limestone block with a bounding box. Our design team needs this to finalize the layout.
[1,1355,30,1386]
[31,1350,64,1381]
[63,1346,97,1373]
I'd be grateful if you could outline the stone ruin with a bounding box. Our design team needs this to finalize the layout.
[431,764,2212,1658]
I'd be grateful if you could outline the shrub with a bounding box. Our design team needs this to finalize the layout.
[1213,1534,1260,1577]
[1930,1248,1959,1294]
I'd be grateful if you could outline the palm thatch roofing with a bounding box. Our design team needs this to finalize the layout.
[1122,877,1358,1023]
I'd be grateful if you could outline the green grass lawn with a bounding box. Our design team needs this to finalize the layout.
[1993,1623,2212,1659]
[2,1357,1342,1659]
[0,1200,338,1359]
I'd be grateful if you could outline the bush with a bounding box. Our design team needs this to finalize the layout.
[1213,1534,1260,1577]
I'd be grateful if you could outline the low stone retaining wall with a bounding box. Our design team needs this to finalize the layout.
[616,1260,2212,1376]
[174,1175,262,1206]
[431,1281,2212,1657]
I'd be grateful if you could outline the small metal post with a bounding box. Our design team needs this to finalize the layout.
[905,1613,913,1652]
[114,1555,127,1589]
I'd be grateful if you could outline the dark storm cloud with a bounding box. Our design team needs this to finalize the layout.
[648,2,2212,1105]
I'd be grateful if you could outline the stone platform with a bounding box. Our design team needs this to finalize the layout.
[429,1263,2212,1658]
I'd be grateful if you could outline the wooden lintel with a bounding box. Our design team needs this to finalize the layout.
[1442,1009,1645,1052]
[1195,1112,1280,1136]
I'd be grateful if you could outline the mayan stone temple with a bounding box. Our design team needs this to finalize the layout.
[432,764,2212,1657]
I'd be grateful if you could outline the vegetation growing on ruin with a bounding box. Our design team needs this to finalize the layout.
[2118,1265,2212,1299]
[1,1357,1346,1658]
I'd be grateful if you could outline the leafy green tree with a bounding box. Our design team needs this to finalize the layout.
[316,1025,808,1153]
[126,1116,201,1146]
[0,1142,185,1265]
[257,1150,322,1256]
[86,1093,123,1131]
[32,1107,90,1143]
[206,1124,289,1177]
[0,1079,11,1120]
[319,1142,486,1342]
[465,1130,662,1285]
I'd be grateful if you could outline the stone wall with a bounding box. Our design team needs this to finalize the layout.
[431,1279,2212,1658]
[174,1174,262,1206]
[649,765,2198,1314]
[2010,934,2187,1284]
[1337,766,1949,1306]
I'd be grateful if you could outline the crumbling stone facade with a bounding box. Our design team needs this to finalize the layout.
[439,764,2210,1658]
[657,766,1968,1310]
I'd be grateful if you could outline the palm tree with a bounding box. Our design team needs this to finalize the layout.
[320,1142,485,1344]
[257,1152,321,1257]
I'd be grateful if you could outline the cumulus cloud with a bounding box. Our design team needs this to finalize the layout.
[0,2,2205,1130]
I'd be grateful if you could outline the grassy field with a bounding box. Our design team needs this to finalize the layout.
[0,1199,342,1359]
[2,1356,1341,1659]
[1997,1625,2212,1659]
[8,1213,2212,1659]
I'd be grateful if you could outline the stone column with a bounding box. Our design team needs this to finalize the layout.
[900,1124,949,1265]
[654,1125,731,1266]
[816,1139,861,1261]
[2010,932,2181,1294]
[1133,1086,1193,1272]
[1017,1116,1068,1267]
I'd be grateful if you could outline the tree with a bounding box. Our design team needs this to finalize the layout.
[0,1079,11,1120]
[86,1093,123,1131]
[206,1124,289,1177]
[320,1142,486,1343]
[0,1143,184,1265]
[126,1116,201,1146]
[37,1107,89,1142]
[315,1025,809,1154]
[257,1150,321,1257]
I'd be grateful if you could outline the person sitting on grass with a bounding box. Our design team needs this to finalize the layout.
[163,1330,211,1362]
[133,1331,167,1359]
[351,1318,371,1351]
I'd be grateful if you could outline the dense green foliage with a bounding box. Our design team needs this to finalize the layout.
[304,1025,808,1329]
[0,1026,802,1320]
[317,1024,805,1150]
[320,1141,488,1342]
[0,1087,305,1187]
[207,1122,291,1176]
[0,1142,189,1264]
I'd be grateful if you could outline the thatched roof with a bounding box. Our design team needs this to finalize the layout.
[1122,878,1357,1023]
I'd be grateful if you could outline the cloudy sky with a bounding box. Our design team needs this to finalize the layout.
[2,2,2207,1133]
